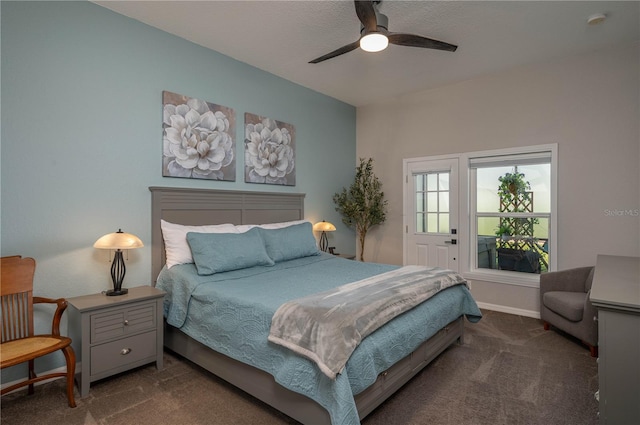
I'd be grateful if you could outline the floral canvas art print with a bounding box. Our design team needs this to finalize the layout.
[244,113,295,186]
[162,91,236,181]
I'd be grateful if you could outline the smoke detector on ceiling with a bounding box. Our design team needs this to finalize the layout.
[587,13,607,25]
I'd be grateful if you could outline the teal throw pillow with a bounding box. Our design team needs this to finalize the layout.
[186,227,274,275]
[259,222,320,263]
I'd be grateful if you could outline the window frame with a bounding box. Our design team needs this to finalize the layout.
[460,144,558,288]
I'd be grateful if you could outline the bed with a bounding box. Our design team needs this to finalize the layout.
[150,186,481,425]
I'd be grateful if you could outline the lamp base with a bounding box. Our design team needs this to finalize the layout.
[319,232,329,252]
[107,249,128,296]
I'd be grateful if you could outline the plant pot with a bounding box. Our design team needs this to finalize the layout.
[497,248,540,273]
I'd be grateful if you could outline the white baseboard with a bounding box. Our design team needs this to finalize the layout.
[476,301,540,319]
[0,364,78,395]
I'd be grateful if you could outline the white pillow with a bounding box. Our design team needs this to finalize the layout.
[235,219,309,233]
[234,224,257,233]
[161,219,238,268]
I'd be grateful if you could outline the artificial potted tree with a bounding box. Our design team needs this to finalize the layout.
[333,158,387,261]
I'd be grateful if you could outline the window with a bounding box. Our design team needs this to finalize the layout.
[467,147,556,285]
[415,172,450,234]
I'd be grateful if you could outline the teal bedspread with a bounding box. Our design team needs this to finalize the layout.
[156,253,482,425]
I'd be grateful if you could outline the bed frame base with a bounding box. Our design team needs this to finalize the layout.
[150,187,466,424]
[164,317,464,424]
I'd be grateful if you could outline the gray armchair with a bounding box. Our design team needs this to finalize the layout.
[540,266,598,357]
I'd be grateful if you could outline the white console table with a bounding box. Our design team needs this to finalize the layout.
[590,255,640,424]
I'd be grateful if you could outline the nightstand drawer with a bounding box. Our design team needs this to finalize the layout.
[90,330,156,376]
[91,303,156,343]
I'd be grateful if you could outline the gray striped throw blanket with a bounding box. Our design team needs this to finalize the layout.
[268,265,467,379]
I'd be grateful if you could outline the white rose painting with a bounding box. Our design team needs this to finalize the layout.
[162,91,236,181]
[244,113,295,186]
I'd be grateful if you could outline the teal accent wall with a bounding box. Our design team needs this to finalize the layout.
[1,1,356,381]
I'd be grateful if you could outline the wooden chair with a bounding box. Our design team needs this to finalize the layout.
[1,256,76,407]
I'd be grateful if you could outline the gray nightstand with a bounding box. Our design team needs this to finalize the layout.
[334,253,356,260]
[67,286,165,397]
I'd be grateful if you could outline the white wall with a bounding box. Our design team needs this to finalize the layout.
[357,43,640,315]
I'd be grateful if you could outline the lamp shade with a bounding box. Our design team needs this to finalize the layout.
[313,221,336,232]
[94,229,143,250]
[314,221,336,253]
[94,229,143,296]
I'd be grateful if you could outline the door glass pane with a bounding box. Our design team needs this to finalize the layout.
[415,171,451,234]
[439,192,449,213]
[415,174,424,192]
[427,193,438,212]
[427,174,438,191]
[416,192,425,213]
[439,213,450,234]
[416,213,425,233]
[427,213,438,233]
[439,173,449,190]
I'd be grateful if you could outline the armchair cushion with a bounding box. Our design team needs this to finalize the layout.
[543,291,586,322]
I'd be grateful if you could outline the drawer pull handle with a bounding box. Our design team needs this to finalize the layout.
[120,348,132,355]
[124,320,129,326]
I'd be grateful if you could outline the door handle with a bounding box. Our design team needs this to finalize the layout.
[445,239,457,245]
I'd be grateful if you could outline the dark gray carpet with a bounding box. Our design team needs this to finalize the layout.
[0,310,598,424]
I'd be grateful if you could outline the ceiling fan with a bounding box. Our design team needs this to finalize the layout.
[309,0,457,64]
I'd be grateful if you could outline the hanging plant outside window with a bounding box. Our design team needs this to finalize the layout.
[498,171,531,202]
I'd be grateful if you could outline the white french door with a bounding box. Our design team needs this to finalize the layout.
[404,158,459,271]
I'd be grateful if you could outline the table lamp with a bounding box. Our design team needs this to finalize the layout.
[313,221,336,252]
[94,229,143,296]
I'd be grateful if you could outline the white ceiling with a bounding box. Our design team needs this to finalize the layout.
[95,1,639,107]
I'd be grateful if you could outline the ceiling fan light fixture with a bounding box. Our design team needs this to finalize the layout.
[360,32,388,52]
[308,1,457,64]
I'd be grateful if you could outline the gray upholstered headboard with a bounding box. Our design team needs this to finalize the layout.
[149,186,305,284]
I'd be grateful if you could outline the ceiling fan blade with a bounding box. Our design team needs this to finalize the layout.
[388,33,457,52]
[309,40,361,64]
[354,1,377,33]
